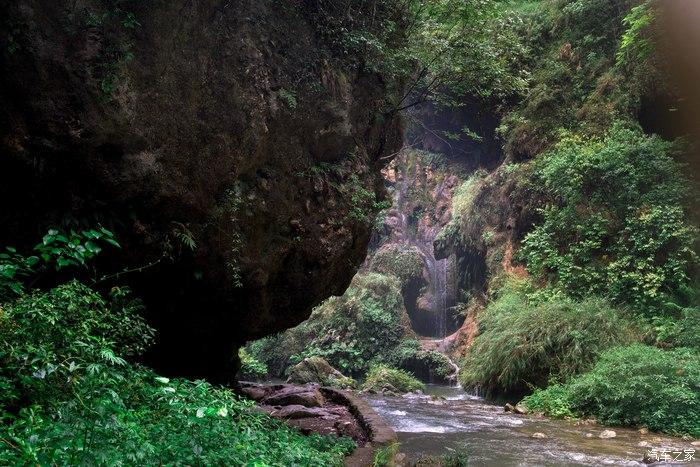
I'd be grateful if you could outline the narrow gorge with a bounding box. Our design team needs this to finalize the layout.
[1,0,698,465]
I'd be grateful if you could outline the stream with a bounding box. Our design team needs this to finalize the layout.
[365,385,698,466]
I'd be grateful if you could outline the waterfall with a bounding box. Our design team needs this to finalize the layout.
[435,258,448,338]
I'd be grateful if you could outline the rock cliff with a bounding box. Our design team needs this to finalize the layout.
[0,0,403,381]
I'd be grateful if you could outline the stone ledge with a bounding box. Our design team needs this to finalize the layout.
[321,388,397,466]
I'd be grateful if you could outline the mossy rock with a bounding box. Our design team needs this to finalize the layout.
[287,357,356,389]
[362,365,424,394]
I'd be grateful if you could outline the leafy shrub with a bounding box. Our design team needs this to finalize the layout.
[373,442,400,467]
[521,384,574,419]
[0,282,355,465]
[524,345,700,437]
[237,347,268,381]
[650,307,700,350]
[0,227,119,300]
[362,365,425,394]
[459,277,638,395]
[0,281,153,410]
[521,126,698,315]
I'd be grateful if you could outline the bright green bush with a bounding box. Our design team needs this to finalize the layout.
[237,347,268,381]
[459,278,639,395]
[521,384,574,419]
[524,345,700,437]
[0,282,354,465]
[0,227,120,300]
[0,281,154,410]
[521,126,698,316]
[362,365,425,394]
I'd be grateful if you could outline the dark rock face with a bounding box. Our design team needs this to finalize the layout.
[0,1,402,382]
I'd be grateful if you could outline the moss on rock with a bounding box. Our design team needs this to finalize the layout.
[286,357,356,389]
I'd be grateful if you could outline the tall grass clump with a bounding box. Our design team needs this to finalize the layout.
[459,278,639,396]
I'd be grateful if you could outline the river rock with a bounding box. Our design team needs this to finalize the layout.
[504,403,515,412]
[514,404,529,415]
[272,405,331,419]
[599,430,617,439]
[286,357,355,389]
[262,385,325,408]
[639,427,649,435]
[531,432,547,439]
[692,440,700,447]
[241,385,268,402]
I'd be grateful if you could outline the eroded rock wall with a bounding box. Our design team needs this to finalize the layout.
[0,0,403,381]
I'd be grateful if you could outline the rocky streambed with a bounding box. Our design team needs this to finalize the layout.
[366,385,700,466]
[240,382,699,466]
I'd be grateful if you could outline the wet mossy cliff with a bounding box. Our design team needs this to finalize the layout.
[0,1,404,382]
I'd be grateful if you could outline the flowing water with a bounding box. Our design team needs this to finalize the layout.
[365,385,698,466]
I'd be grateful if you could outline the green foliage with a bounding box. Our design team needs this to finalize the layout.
[292,272,408,375]
[237,348,268,381]
[403,0,531,104]
[521,384,575,419]
[0,281,153,410]
[362,365,425,394]
[414,444,470,467]
[0,227,119,300]
[277,88,298,109]
[525,345,700,437]
[650,307,700,350]
[521,126,698,315]
[617,0,655,67]
[344,175,390,224]
[489,0,664,156]
[459,277,639,395]
[434,169,487,251]
[373,442,400,467]
[0,282,354,465]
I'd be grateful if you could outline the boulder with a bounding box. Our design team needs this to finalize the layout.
[262,385,325,408]
[286,357,356,389]
[272,405,330,420]
[599,430,617,439]
[240,384,269,402]
[531,432,547,439]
